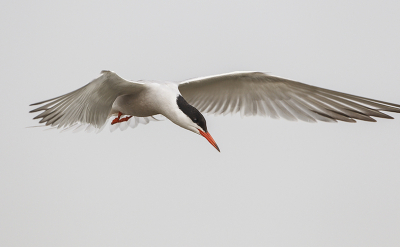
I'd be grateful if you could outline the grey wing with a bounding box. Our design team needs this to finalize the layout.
[30,71,145,129]
[178,71,400,122]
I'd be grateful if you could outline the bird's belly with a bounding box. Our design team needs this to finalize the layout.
[111,94,160,117]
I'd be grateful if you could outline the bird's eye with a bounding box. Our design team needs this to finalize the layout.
[193,118,197,122]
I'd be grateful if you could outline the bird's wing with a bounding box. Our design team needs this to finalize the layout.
[178,71,400,122]
[30,71,145,129]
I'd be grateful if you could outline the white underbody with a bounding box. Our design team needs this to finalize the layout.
[111,82,179,116]
[110,82,197,132]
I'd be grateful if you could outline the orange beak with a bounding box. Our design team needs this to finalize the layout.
[199,129,220,152]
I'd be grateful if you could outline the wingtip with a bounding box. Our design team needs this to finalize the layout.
[29,102,42,107]
[29,109,40,113]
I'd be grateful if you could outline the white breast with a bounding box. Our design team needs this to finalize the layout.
[110,82,181,118]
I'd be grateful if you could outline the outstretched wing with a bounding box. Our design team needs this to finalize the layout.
[30,71,145,130]
[178,71,400,122]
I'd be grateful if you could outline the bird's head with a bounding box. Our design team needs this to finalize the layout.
[176,95,220,152]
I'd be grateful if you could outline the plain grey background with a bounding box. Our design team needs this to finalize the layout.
[1,0,400,246]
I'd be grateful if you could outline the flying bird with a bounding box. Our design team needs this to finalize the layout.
[30,71,400,151]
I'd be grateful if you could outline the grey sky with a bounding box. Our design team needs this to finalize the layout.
[1,0,400,246]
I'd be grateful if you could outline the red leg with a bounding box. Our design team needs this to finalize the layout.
[111,112,123,125]
[111,112,133,125]
[120,116,133,122]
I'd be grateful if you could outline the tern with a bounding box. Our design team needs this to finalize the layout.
[30,70,400,151]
